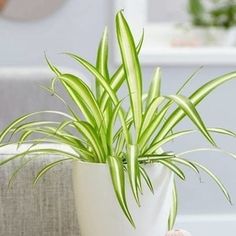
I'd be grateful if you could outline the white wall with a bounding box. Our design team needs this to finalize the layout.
[0,0,236,216]
[0,0,108,66]
[148,0,188,22]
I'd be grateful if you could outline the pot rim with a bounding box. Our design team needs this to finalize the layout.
[73,159,162,168]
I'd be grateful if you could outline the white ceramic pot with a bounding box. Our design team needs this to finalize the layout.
[72,161,173,236]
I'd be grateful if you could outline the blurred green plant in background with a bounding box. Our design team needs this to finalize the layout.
[188,0,236,28]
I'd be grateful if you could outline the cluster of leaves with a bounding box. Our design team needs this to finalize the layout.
[188,0,236,28]
[1,10,236,228]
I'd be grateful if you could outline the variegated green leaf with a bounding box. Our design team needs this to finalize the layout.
[139,96,165,138]
[146,67,161,109]
[74,121,105,162]
[24,127,92,158]
[166,95,215,146]
[107,155,135,227]
[116,11,143,138]
[45,54,62,76]
[40,85,79,120]
[8,159,32,189]
[99,31,144,112]
[9,121,59,141]
[177,147,236,161]
[139,166,154,194]
[107,102,121,155]
[0,111,73,143]
[127,144,140,206]
[159,160,185,180]
[147,127,236,154]
[0,148,79,167]
[157,72,236,142]
[18,130,33,148]
[96,27,109,100]
[58,74,104,129]
[172,157,200,176]
[138,103,171,151]
[176,66,203,95]
[33,158,73,185]
[145,130,193,154]
[192,161,232,204]
[65,53,131,144]
[138,153,175,163]
[168,181,178,230]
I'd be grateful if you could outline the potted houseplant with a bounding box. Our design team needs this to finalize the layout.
[1,10,236,236]
[185,0,236,46]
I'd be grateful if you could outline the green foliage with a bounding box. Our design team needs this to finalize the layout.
[1,10,236,228]
[188,0,206,26]
[188,0,236,28]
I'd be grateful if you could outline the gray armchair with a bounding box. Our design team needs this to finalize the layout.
[0,67,86,236]
[0,150,79,236]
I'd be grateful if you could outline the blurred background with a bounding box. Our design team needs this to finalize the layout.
[0,0,236,232]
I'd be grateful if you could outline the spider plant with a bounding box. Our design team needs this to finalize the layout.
[1,10,236,229]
